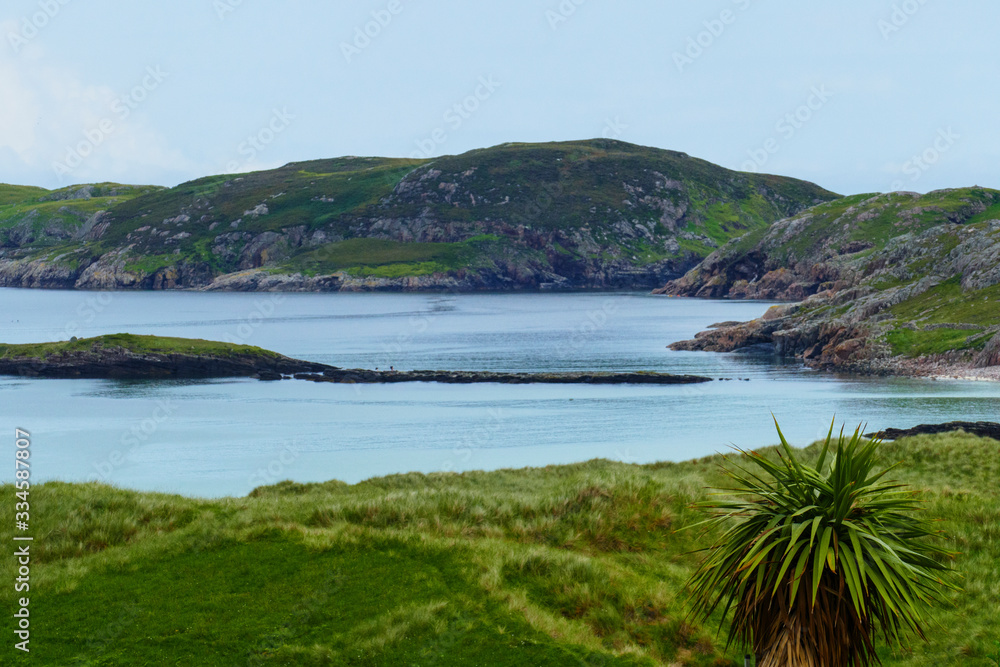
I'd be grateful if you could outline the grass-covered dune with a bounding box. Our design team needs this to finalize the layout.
[1,433,996,665]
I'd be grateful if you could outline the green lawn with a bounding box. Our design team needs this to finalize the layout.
[1,432,996,665]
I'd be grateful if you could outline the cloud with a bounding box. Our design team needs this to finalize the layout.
[0,24,191,188]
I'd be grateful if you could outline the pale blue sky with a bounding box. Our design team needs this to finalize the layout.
[1,0,997,195]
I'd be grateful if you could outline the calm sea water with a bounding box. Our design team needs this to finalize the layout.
[1,289,997,498]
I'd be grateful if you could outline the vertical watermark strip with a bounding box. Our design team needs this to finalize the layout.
[13,428,33,653]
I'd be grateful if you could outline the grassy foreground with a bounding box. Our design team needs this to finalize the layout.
[1,434,997,665]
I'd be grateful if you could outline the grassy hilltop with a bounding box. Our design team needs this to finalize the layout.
[1,432,996,665]
[0,140,837,291]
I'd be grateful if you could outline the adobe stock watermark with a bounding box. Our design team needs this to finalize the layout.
[247,570,347,667]
[89,400,178,482]
[546,0,587,31]
[64,292,113,340]
[888,127,959,191]
[741,85,834,173]
[601,116,628,141]
[373,308,440,370]
[878,0,931,40]
[214,0,246,21]
[409,76,502,159]
[52,66,169,179]
[341,0,405,63]
[440,407,505,473]
[510,179,564,226]
[74,603,141,664]
[221,294,287,345]
[552,298,620,357]
[225,108,295,173]
[7,0,73,54]
[248,441,300,488]
[673,0,753,73]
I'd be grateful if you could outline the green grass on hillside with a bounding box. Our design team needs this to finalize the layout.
[0,183,162,250]
[741,189,1000,267]
[1,432,995,665]
[0,184,49,206]
[0,334,281,361]
[288,237,497,278]
[1,141,839,285]
[885,276,1000,356]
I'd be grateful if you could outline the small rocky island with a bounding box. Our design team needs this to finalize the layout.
[0,334,327,379]
[0,334,713,385]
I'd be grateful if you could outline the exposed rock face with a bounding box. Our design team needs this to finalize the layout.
[663,188,1000,373]
[973,333,1000,368]
[865,422,1000,441]
[0,257,80,288]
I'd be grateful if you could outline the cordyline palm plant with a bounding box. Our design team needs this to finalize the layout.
[685,418,955,667]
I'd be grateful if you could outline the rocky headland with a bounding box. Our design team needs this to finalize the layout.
[659,188,1000,377]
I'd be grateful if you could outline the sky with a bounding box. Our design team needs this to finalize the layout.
[1,0,997,196]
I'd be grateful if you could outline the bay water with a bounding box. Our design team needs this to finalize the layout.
[1,289,996,497]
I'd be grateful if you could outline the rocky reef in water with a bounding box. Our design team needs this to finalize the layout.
[283,368,713,385]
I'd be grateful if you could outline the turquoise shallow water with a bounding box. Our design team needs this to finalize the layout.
[1,289,997,497]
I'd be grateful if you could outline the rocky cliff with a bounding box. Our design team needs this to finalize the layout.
[660,188,1000,374]
[0,140,837,291]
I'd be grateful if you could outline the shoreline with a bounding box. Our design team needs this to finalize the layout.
[879,357,1000,383]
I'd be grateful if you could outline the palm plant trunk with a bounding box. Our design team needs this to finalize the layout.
[749,570,873,667]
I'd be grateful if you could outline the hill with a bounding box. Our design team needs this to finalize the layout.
[661,187,1000,375]
[0,140,837,291]
[0,432,994,665]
